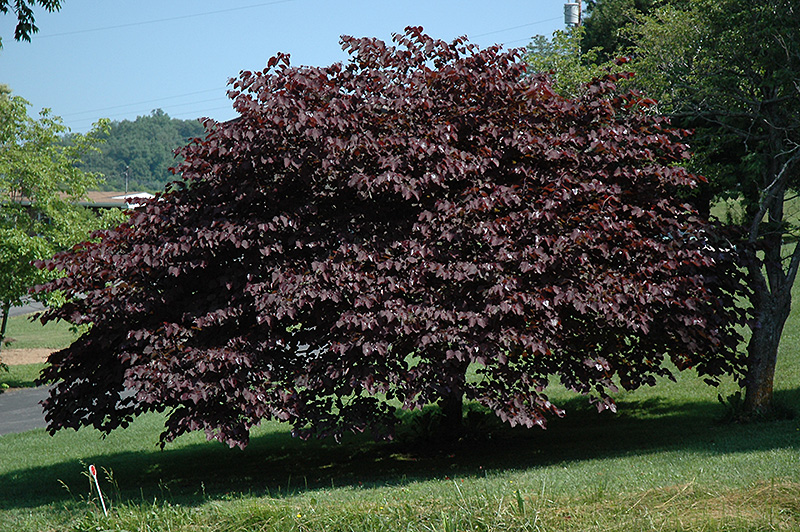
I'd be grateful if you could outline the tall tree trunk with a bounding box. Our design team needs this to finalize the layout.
[742,146,800,417]
[743,289,791,415]
[439,387,464,436]
[0,302,10,367]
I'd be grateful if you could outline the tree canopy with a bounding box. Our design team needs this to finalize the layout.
[525,27,620,97]
[0,86,122,366]
[35,28,746,449]
[622,0,800,415]
[68,110,206,193]
[581,0,689,61]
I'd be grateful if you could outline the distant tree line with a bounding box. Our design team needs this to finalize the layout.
[66,110,206,193]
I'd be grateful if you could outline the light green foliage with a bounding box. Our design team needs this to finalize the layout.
[620,5,705,108]
[68,109,207,193]
[525,27,620,97]
[581,0,688,61]
[0,87,122,364]
[624,0,800,210]
[623,0,800,414]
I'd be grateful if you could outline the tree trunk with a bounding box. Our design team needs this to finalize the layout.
[743,291,790,416]
[439,387,464,437]
[0,302,9,367]
[741,145,799,418]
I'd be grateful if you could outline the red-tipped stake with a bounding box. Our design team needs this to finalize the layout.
[88,464,108,517]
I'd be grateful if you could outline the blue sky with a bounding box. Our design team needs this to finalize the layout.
[0,1,567,133]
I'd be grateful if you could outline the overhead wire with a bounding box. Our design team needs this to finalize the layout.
[35,0,296,39]
[45,6,563,130]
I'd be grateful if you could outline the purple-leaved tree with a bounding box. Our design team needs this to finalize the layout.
[34,28,746,449]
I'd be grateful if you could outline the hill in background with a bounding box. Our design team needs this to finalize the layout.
[68,109,207,193]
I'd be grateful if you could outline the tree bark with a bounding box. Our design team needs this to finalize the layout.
[439,387,464,436]
[743,290,791,415]
[742,145,800,417]
[0,302,9,366]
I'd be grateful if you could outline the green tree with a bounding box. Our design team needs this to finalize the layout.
[71,110,206,193]
[526,27,620,97]
[582,0,692,60]
[625,0,800,416]
[0,87,122,367]
[0,0,62,47]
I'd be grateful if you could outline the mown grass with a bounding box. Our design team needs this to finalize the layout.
[2,313,77,350]
[0,298,798,531]
[1,359,798,531]
[0,363,45,389]
[0,314,73,389]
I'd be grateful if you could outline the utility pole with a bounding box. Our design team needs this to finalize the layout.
[564,0,582,26]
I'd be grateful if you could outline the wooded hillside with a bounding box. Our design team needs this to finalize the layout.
[68,110,206,193]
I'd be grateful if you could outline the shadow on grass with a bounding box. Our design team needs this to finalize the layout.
[1,387,798,511]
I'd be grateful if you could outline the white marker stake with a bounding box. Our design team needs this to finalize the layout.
[89,464,108,517]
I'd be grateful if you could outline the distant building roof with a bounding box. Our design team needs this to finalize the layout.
[80,191,156,209]
[3,191,156,209]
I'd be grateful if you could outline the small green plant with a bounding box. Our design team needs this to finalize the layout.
[514,488,525,516]
[718,390,796,423]
[717,390,745,423]
[440,510,457,532]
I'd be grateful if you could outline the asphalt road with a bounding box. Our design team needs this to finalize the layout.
[0,386,49,436]
[8,300,45,318]
[0,302,51,436]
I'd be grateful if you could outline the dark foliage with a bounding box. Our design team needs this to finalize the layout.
[34,28,746,449]
[0,0,61,47]
[582,0,690,61]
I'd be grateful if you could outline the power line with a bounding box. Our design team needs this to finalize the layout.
[36,0,294,39]
[52,8,562,131]
[68,101,235,127]
[60,88,228,118]
[470,17,562,39]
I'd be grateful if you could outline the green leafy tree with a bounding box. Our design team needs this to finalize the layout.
[582,0,693,61]
[526,27,620,97]
[0,87,122,367]
[70,110,206,193]
[581,0,654,60]
[625,0,800,416]
[0,0,62,47]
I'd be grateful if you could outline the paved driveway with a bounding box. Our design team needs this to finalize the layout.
[8,299,45,318]
[0,387,49,436]
[0,301,50,436]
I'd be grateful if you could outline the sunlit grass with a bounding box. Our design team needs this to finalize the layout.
[0,270,799,531]
[0,363,45,389]
[2,313,76,351]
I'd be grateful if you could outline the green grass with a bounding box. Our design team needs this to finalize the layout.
[2,313,77,350]
[1,358,798,531]
[0,314,73,389]
[0,363,45,389]
[0,302,799,530]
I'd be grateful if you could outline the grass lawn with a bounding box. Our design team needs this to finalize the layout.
[0,363,45,389]
[1,314,75,390]
[2,313,77,351]
[0,311,798,530]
